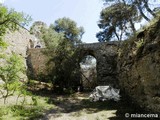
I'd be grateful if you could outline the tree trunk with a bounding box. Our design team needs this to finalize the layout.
[137,4,150,21]
[143,0,157,17]
[129,19,136,33]
[114,30,120,41]
[135,0,150,21]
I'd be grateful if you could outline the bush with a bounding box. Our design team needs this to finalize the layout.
[0,53,25,103]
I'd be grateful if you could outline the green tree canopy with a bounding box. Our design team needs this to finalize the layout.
[50,17,84,45]
[103,0,159,21]
[97,0,159,42]
[97,2,140,41]
[30,21,47,39]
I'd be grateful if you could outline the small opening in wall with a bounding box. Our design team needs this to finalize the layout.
[79,55,97,90]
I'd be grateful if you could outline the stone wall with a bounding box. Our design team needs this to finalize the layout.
[118,19,160,113]
[27,42,119,87]
[79,42,119,87]
[4,28,38,58]
[2,28,40,80]
[26,48,54,81]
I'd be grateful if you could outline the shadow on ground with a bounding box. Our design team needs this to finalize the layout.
[46,94,152,120]
[27,82,155,120]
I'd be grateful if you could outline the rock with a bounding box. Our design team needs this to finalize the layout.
[2,27,41,80]
[118,18,160,113]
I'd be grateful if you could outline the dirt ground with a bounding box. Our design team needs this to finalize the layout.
[39,92,147,120]
[0,82,149,120]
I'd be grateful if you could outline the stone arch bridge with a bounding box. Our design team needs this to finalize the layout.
[27,41,119,87]
[78,41,119,86]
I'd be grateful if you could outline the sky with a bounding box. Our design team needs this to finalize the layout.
[2,0,104,43]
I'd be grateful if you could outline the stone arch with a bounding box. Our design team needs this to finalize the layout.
[79,50,98,89]
[78,42,119,87]
[27,42,119,88]
[79,49,96,61]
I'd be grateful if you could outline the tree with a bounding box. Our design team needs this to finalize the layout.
[40,18,84,92]
[97,2,140,41]
[132,0,156,21]
[103,0,159,21]
[0,4,31,48]
[50,17,84,45]
[41,27,64,50]
[0,53,25,103]
[30,21,47,39]
[0,5,31,102]
[97,0,159,42]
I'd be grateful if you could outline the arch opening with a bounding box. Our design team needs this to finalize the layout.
[79,55,97,90]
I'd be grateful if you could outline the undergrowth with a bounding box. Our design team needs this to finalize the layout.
[0,81,55,120]
[0,105,44,120]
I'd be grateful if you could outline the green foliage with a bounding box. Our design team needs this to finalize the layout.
[0,4,31,49]
[0,100,51,120]
[0,37,8,49]
[0,5,31,36]
[47,38,81,92]
[97,2,140,41]
[10,105,44,119]
[30,21,47,39]
[40,17,84,92]
[0,53,25,103]
[31,96,38,106]
[0,53,25,82]
[98,0,159,42]
[51,17,84,45]
[0,4,31,102]
[103,0,158,21]
[0,92,54,119]
[134,39,144,48]
[41,27,64,50]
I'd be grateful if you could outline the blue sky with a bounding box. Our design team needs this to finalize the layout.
[2,0,104,43]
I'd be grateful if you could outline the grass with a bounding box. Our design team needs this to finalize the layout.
[0,80,55,120]
[0,105,43,120]
[0,95,55,120]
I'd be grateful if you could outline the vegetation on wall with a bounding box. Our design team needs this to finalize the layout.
[0,4,31,100]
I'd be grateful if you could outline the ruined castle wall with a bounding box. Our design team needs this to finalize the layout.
[118,20,160,113]
[4,28,38,58]
[26,48,54,81]
[2,28,40,80]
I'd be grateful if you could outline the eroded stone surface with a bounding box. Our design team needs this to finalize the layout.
[118,19,160,113]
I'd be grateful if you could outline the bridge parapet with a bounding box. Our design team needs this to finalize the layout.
[78,41,119,50]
